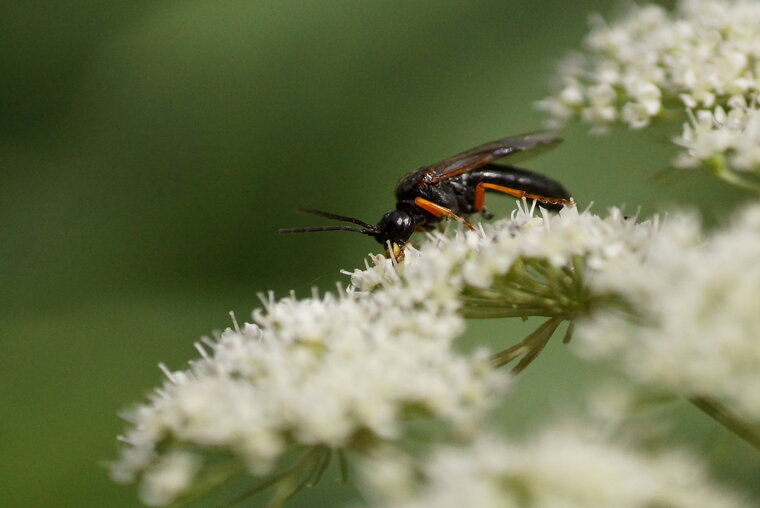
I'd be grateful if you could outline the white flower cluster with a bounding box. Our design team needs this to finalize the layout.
[111,288,507,506]
[112,200,760,505]
[112,203,663,505]
[539,0,760,130]
[674,99,760,174]
[362,424,749,508]
[577,203,760,422]
[538,0,760,180]
[348,203,659,318]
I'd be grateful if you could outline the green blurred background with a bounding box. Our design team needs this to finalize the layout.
[2,1,757,506]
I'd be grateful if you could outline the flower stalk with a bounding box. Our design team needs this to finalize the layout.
[689,396,760,452]
[490,317,565,372]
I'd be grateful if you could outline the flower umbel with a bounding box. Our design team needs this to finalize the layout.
[111,288,506,506]
[361,423,750,508]
[112,201,760,504]
[673,100,760,189]
[576,203,760,426]
[349,202,659,371]
[538,0,760,186]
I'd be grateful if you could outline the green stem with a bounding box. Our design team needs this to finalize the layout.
[688,396,760,451]
[705,155,760,192]
[169,460,245,507]
[218,446,328,507]
[511,318,563,374]
[462,307,563,319]
[336,449,349,484]
[491,335,534,367]
[490,317,565,370]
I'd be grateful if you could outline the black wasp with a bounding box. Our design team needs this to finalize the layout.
[280,132,573,260]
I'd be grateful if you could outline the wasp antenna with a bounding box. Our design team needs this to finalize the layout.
[297,209,377,230]
[279,225,376,236]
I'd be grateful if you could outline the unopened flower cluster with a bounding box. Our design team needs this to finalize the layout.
[577,203,760,422]
[538,0,760,177]
[361,423,749,508]
[111,287,506,506]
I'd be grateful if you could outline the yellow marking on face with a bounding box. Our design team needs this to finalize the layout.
[385,243,405,263]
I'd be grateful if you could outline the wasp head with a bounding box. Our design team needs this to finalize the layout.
[375,210,415,246]
[279,208,415,261]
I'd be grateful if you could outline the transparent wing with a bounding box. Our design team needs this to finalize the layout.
[422,131,562,184]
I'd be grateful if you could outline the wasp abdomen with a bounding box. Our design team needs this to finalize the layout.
[461,164,570,212]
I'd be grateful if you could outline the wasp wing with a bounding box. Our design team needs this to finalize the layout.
[422,131,562,184]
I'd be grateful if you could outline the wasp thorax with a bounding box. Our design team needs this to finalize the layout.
[375,210,415,245]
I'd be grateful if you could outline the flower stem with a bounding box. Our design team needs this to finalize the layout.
[688,395,760,451]
[218,446,330,507]
[705,155,760,192]
[491,317,565,372]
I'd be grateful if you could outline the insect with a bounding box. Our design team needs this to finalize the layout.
[279,132,573,260]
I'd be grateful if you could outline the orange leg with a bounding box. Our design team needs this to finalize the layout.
[414,197,476,230]
[473,182,573,210]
